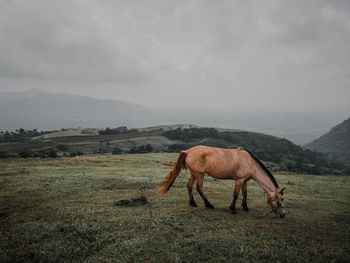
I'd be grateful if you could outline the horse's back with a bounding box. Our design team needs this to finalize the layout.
[185,145,249,179]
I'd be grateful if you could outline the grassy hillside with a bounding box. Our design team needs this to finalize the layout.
[163,127,349,175]
[0,155,349,262]
[0,125,348,175]
[305,118,350,166]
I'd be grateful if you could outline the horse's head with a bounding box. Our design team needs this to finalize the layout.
[268,187,286,218]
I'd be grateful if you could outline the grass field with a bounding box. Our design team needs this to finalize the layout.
[0,153,349,262]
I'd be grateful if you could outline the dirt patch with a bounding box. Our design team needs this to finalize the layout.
[113,196,148,207]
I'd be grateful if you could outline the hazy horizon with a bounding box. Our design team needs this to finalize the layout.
[0,88,348,145]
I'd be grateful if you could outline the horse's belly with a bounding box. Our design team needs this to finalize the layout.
[205,167,237,180]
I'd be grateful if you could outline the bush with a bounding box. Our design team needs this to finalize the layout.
[112,147,123,155]
[30,149,59,158]
[69,151,84,157]
[168,144,192,152]
[48,151,58,158]
[129,144,153,154]
[0,128,51,143]
[99,126,139,135]
[18,151,32,158]
[0,151,13,158]
[164,128,219,141]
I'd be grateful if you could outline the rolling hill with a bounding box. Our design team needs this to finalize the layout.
[305,118,350,166]
[0,125,348,175]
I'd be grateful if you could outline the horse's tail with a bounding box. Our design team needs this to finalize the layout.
[157,151,187,194]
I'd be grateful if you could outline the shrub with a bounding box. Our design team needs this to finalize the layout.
[69,151,84,157]
[0,129,51,143]
[112,147,123,155]
[129,144,153,154]
[164,128,219,141]
[168,144,192,152]
[48,150,58,158]
[18,151,32,158]
[99,126,139,135]
[0,151,12,158]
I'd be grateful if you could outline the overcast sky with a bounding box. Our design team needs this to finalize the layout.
[0,0,349,113]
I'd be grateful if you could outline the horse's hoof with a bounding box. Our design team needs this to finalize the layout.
[242,206,249,211]
[230,210,237,214]
[190,202,198,207]
[206,204,214,209]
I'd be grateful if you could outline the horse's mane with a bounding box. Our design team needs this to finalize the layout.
[244,149,279,187]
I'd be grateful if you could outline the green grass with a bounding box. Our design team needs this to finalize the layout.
[0,153,349,262]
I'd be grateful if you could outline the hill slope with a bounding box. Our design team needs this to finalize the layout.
[305,118,350,165]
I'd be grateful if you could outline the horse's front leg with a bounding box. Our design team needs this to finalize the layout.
[241,181,249,211]
[230,179,244,213]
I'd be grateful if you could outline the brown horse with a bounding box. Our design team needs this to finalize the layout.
[157,145,286,218]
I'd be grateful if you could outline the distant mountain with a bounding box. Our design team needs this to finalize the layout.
[305,118,350,166]
[0,89,44,104]
[0,90,162,130]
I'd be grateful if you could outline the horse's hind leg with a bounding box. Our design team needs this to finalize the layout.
[230,179,244,213]
[241,181,249,211]
[187,174,197,207]
[194,172,214,209]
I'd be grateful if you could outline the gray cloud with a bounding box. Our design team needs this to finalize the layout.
[0,0,349,112]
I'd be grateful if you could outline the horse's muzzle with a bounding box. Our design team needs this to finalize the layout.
[275,207,286,218]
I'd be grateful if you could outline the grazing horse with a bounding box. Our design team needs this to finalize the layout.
[157,145,286,218]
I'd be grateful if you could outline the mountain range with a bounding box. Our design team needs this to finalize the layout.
[0,90,160,131]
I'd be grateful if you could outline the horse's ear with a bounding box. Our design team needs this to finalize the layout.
[280,187,286,195]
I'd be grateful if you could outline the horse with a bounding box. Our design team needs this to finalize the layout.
[157,145,286,218]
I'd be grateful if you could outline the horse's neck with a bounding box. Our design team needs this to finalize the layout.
[252,169,276,198]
